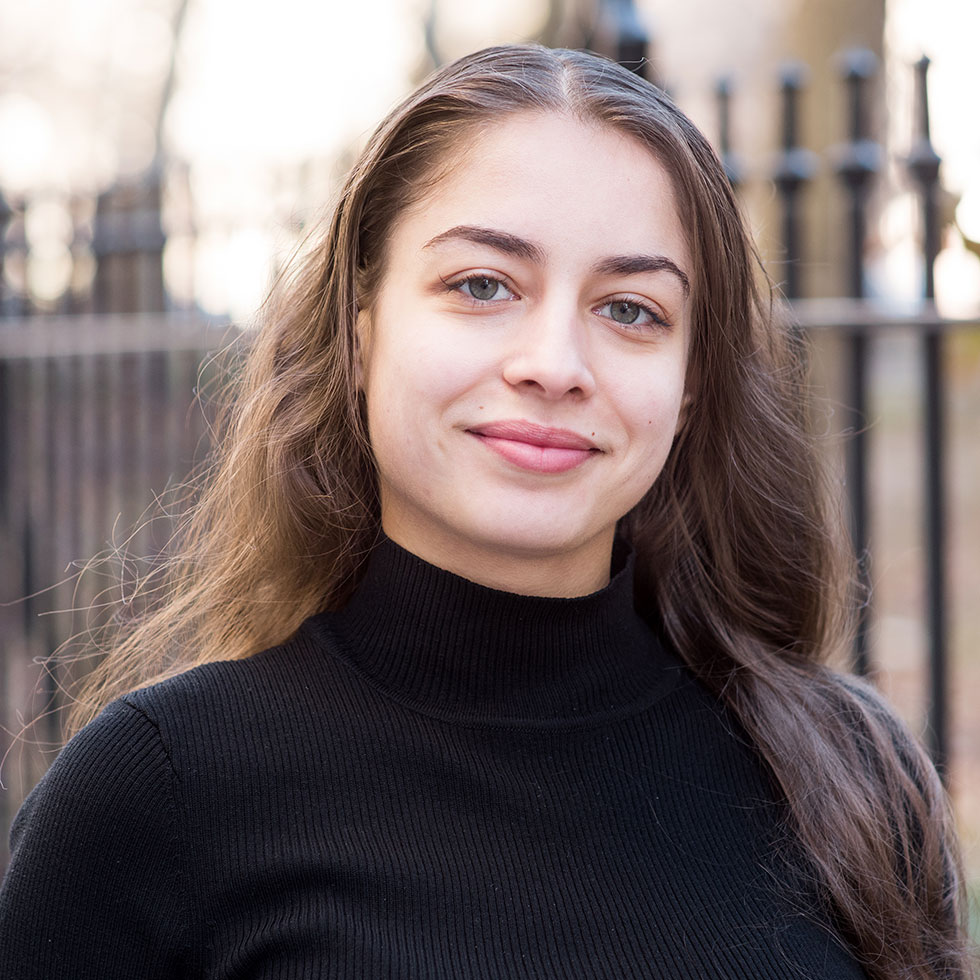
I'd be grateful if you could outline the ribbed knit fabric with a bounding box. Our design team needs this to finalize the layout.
[0,539,867,979]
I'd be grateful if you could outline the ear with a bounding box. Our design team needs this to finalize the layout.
[354,307,372,391]
[674,390,693,437]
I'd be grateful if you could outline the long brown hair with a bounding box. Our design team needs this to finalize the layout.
[70,45,973,978]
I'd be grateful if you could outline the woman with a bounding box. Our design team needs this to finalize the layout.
[0,45,971,979]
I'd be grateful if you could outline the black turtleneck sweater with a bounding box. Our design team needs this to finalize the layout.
[0,540,866,979]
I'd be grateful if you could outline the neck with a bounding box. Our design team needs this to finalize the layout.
[380,520,614,598]
[325,536,681,727]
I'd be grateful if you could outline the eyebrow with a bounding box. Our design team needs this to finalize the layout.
[423,224,690,296]
[423,225,544,263]
[592,254,690,296]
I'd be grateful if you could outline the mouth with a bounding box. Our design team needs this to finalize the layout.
[466,420,601,474]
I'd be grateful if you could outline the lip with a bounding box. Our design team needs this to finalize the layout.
[466,420,600,474]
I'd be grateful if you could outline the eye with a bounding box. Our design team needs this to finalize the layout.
[594,297,669,331]
[448,274,517,303]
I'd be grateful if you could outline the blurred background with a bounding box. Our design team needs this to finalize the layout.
[0,0,977,922]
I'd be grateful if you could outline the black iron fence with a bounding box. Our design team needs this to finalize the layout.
[0,43,976,866]
[766,55,958,778]
[0,172,169,319]
[788,299,977,780]
[0,315,231,845]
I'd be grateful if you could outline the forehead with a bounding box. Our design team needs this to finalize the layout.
[389,111,692,275]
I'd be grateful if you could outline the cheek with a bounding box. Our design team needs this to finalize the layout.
[362,336,473,462]
[612,368,686,434]
[368,326,489,412]
[624,389,687,498]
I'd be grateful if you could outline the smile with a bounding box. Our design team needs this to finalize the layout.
[466,420,601,474]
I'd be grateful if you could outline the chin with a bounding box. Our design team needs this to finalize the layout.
[462,516,609,564]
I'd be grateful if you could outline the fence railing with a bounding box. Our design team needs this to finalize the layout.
[789,299,978,778]
[0,315,233,856]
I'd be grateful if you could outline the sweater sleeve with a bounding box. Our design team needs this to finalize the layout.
[0,699,190,979]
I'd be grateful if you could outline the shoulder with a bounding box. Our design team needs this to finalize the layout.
[796,668,962,906]
[102,615,369,800]
[122,615,343,738]
[2,698,194,976]
[12,698,176,843]
[3,699,187,933]
[818,668,942,794]
[3,620,338,918]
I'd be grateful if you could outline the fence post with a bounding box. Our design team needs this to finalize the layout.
[92,173,166,314]
[0,197,27,318]
[0,192,11,314]
[773,64,816,300]
[595,0,652,81]
[715,76,742,190]
[906,56,947,777]
[834,49,880,677]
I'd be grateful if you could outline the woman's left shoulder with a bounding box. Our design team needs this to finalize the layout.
[816,667,941,790]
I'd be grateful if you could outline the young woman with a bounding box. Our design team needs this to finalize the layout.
[0,45,972,979]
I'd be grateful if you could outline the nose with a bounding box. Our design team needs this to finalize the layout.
[501,301,596,400]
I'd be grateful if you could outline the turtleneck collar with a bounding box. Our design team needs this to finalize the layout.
[321,538,684,729]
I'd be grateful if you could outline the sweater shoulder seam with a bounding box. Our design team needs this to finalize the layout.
[118,696,198,973]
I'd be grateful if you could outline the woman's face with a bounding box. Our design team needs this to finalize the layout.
[358,111,692,596]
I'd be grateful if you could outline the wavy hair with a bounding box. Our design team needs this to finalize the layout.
[70,45,972,978]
